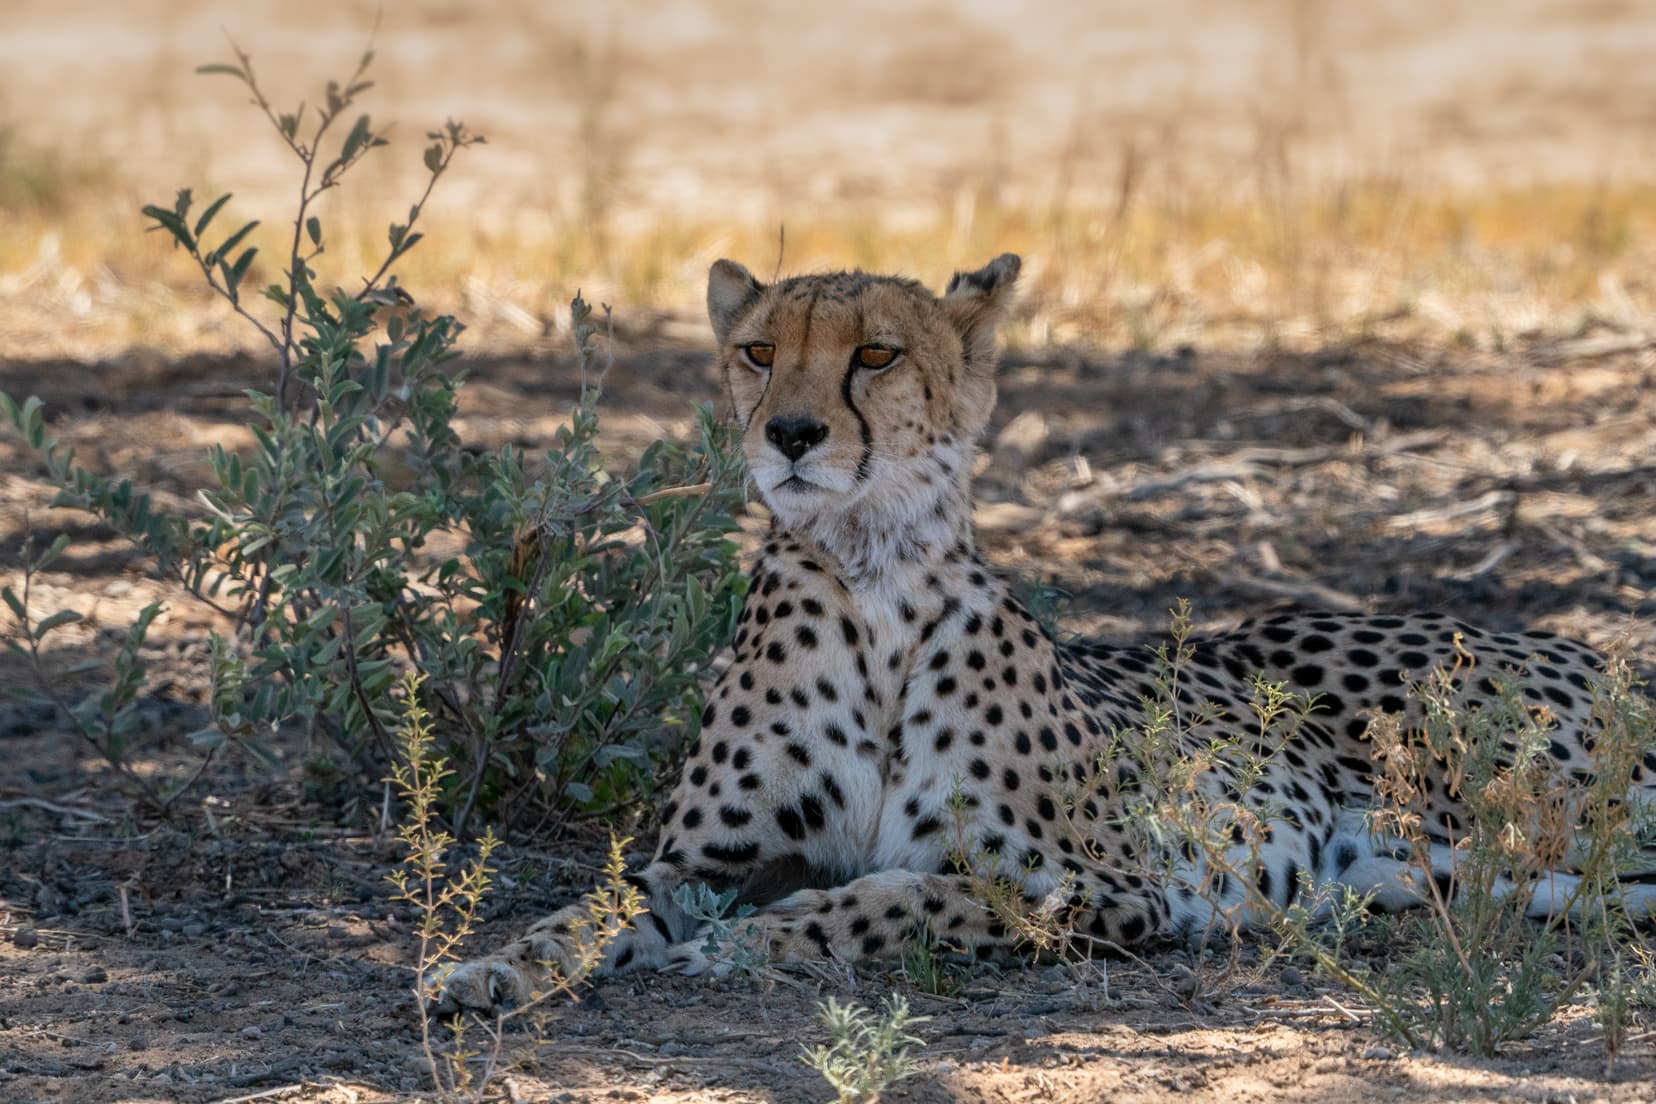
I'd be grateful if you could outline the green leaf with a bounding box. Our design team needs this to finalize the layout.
[212,220,259,264]
[35,609,82,635]
[340,114,372,164]
[229,247,257,288]
[306,216,322,247]
[35,533,72,571]
[193,192,233,238]
[423,143,443,173]
[1,585,24,623]
[21,395,44,447]
[186,726,227,749]
[140,205,196,252]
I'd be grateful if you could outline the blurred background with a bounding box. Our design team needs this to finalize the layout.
[4,0,1656,358]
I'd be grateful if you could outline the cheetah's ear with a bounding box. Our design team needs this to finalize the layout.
[941,253,1021,370]
[707,259,765,345]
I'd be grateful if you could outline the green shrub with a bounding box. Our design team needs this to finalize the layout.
[802,996,930,1104]
[0,40,745,832]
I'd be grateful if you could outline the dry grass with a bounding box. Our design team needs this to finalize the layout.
[5,172,1654,361]
[3,0,1654,362]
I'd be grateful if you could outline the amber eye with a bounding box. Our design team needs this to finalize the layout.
[856,344,900,371]
[741,342,775,370]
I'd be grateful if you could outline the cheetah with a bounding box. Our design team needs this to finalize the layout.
[429,253,1655,1012]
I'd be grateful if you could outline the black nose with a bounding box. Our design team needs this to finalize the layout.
[765,416,829,462]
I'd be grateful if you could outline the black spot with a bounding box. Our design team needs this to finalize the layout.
[702,841,759,865]
[776,807,806,840]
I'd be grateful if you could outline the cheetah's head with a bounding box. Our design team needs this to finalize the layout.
[707,254,1020,554]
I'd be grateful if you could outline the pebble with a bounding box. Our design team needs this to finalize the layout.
[1362,1045,1393,1061]
[128,1037,148,1052]
[13,928,39,949]
[82,967,108,984]
[1279,965,1305,987]
[180,921,208,938]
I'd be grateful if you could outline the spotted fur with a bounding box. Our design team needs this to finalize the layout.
[428,255,1654,1012]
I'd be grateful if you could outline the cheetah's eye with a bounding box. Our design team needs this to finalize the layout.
[856,344,900,371]
[741,343,775,370]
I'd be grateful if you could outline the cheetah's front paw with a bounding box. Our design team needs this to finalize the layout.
[422,951,547,1016]
[662,939,734,978]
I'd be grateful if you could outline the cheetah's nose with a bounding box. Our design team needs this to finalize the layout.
[765,416,829,462]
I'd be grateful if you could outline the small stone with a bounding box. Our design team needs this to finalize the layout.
[180,922,208,938]
[1169,963,1200,998]
[12,928,38,949]
[1279,965,1305,987]
[82,967,108,984]
[127,1037,148,1052]
[240,1026,263,1040]
[1362,1045,1393,1061]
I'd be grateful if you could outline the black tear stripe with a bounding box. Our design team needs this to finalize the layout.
[743,372,770,431]
[737,301,778,430]
[844,299,873,483]
[843,351,874,482]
